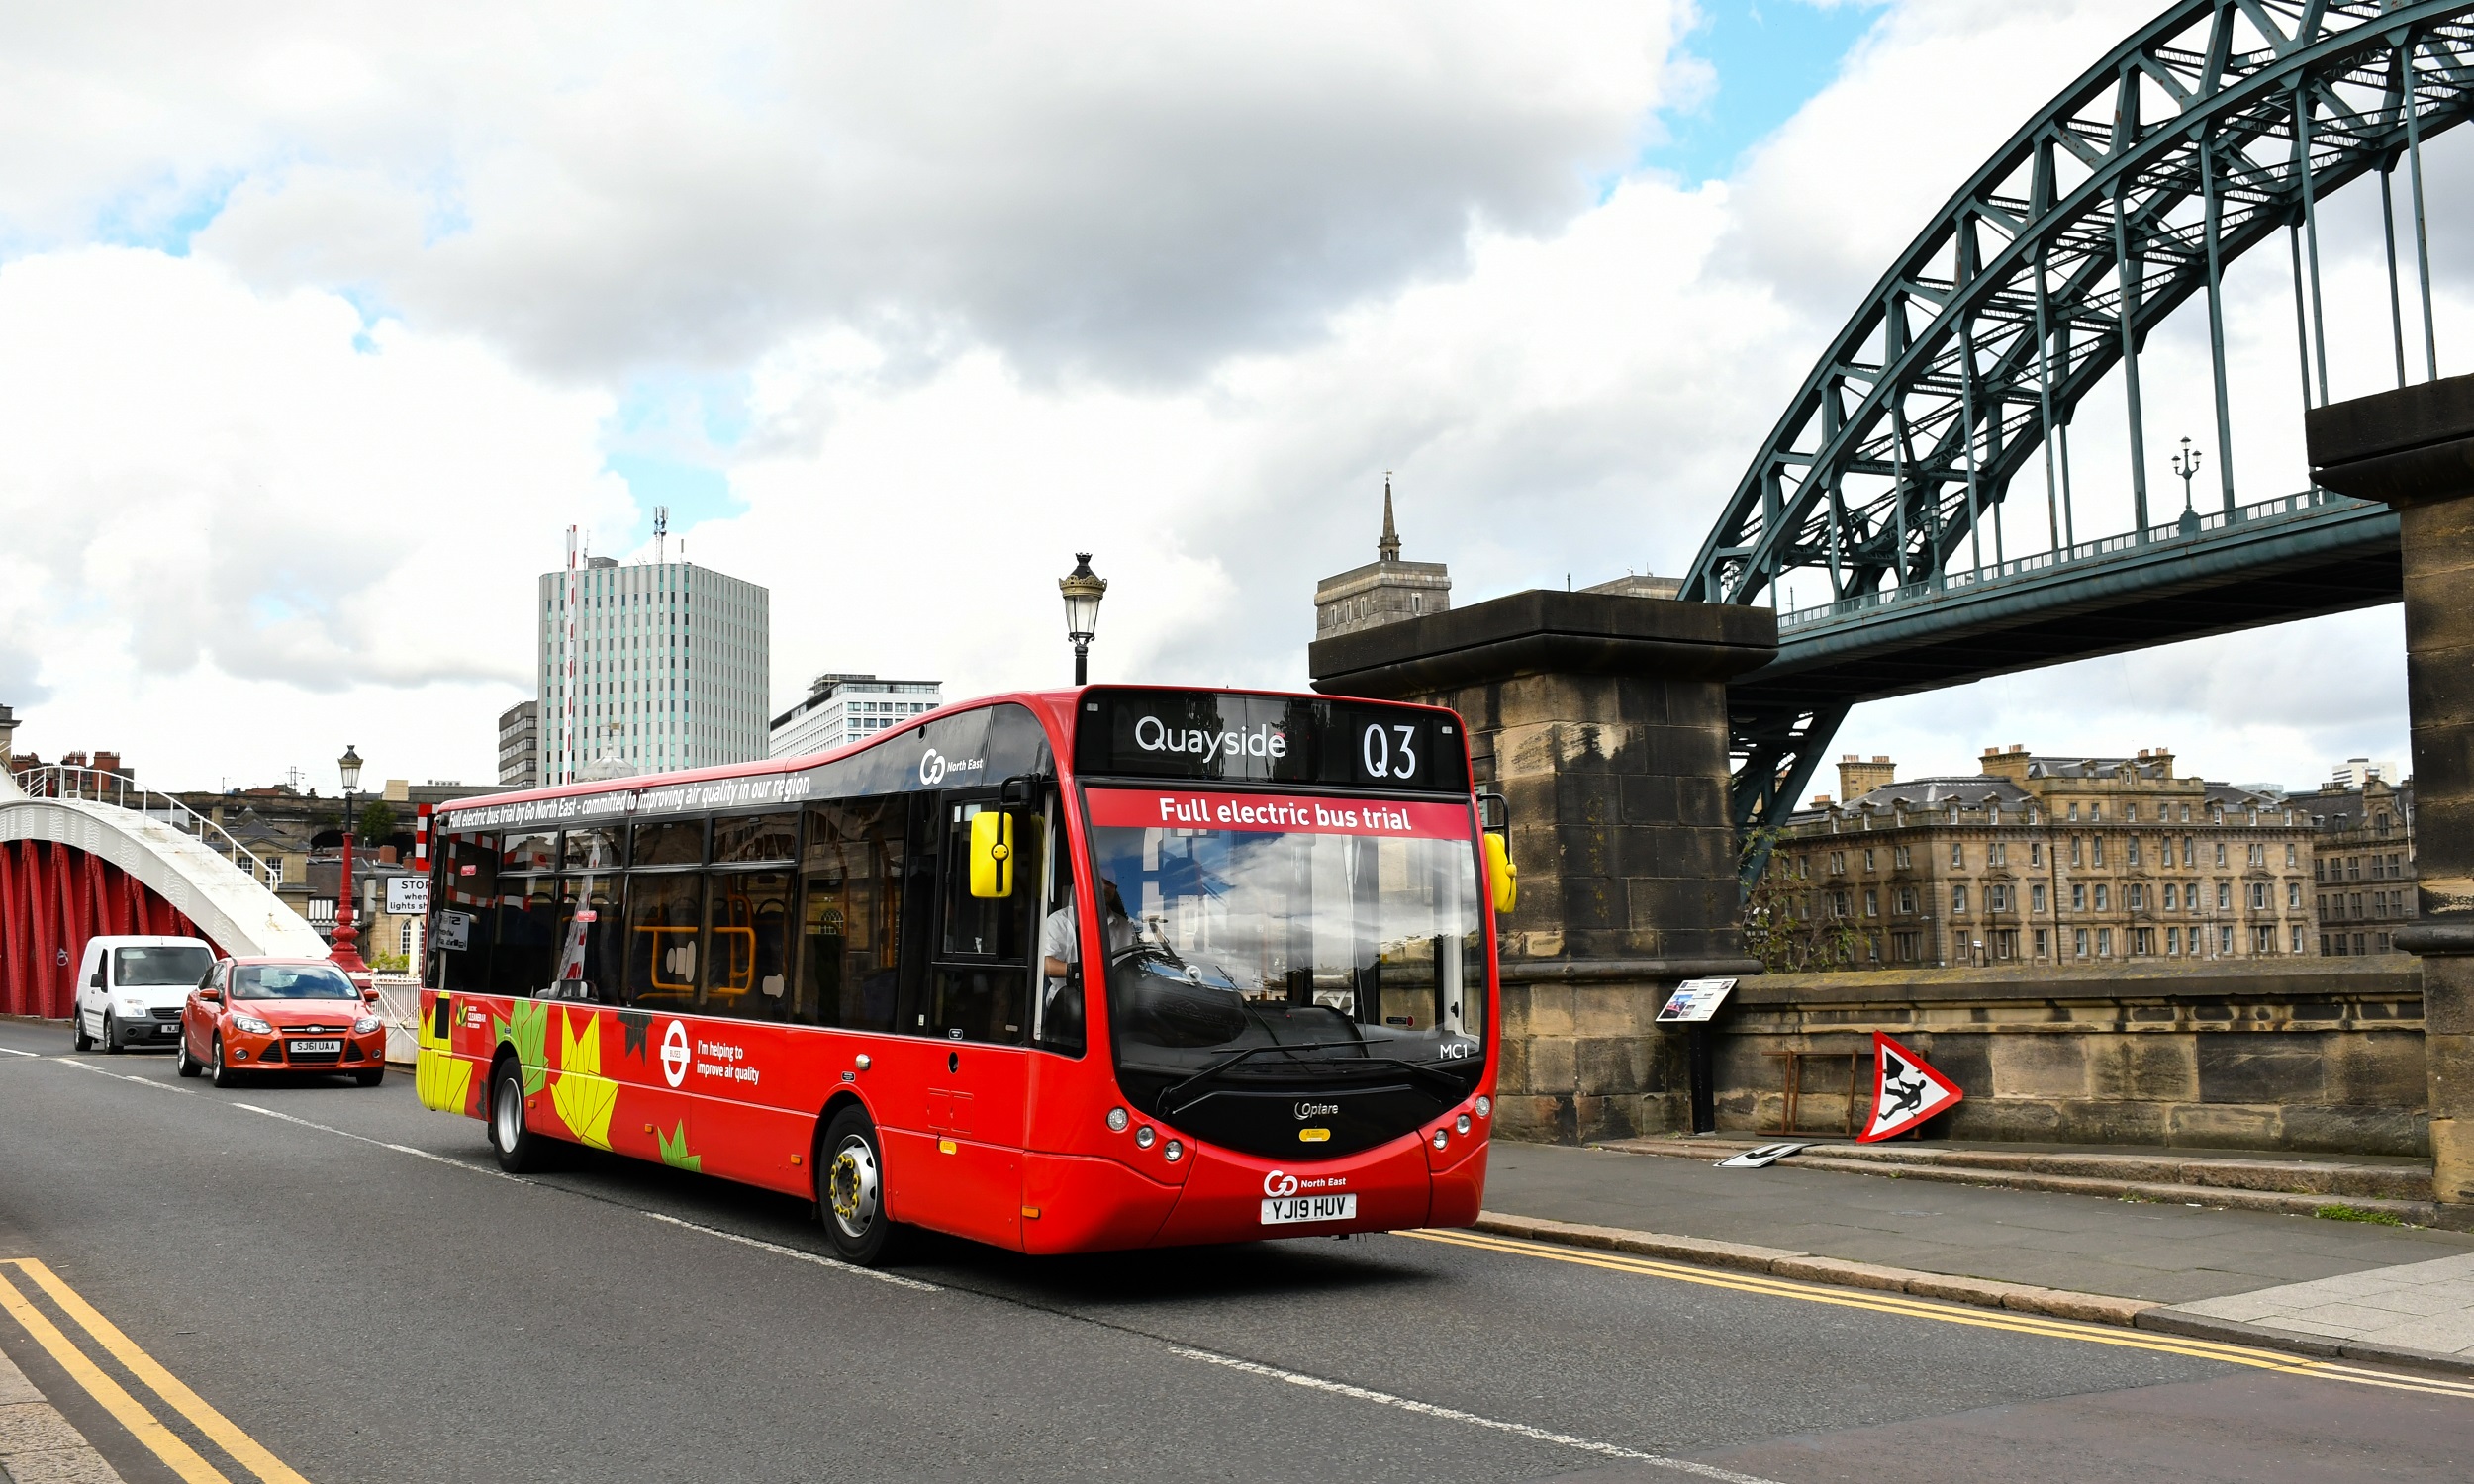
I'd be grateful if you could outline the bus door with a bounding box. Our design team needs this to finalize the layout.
[880,793,1038,1249]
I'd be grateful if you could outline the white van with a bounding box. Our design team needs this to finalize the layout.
[73,937,217,1053]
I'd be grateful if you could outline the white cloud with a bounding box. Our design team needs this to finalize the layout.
[0,0,2444,795]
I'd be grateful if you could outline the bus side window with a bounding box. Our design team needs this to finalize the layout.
[800,799,904,1033]
[434,830,500,993]
[923,800,1037,1044]
[625,872,706,1011]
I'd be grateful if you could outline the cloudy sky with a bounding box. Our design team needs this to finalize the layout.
[0,0,2448,796]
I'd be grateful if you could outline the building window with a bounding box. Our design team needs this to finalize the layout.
[2215,843,2228,867]
[2127,837,2141,866]
[2167,926,2182,955]
[2221,926,2235,955]
[2032,883,2046,913]
[2253,925,2276,954]
[2164,883,2178,909]
[2097,927,2113,957]
[1863,848,1876,872]
[1895,846,1912,868]
[2030,841,2044,867]
[2217,882,2232,910]
[2248,843,2266,868]
[2348,857,2361,881]
[2071,836,2083,867]
[2091,804,2103,822]
[2034,928,2048,957]
[2093,884,2110,910]
[1990,842,2006,867]
[1896,887,1918,914]
[2068,803,2080,821]
[2127,884,2144,910]
[2288,881,2302,910]
[1830,851,1845,875]
[2133,927,2153,956]
[2073,927,2089,958]
[1988,884,2009,912]
[2378,932,2393,953]
[1951,884,1970,913]
[1864,889,1879,917]
[2071,883,2086,911]
[1951,843,1965,869]
[2248,882,2268,910]
[2285,844,2298,868]
[2293,925,2308,954]
[1993,928,2018,959]
[2127,804,2140,823]
[2092,837,2106,867]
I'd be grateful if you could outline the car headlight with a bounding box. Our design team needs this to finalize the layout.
[119,1000,148,1015]
[354,1017,381,1035]
[232,1014,274,1035]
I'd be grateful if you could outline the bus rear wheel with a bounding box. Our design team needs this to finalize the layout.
[489,1061,549,1173]
[817,1107,903,1266]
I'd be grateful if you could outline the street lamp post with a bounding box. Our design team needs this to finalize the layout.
[2171,437,2204,535]
[330,744,371,980]
[1059,553,1107,686]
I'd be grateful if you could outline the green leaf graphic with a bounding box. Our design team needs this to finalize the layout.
[656,1121,702,1172]
[508,998,550,1096]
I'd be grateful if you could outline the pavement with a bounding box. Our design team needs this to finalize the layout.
[1485,1139,2474,1366]
[8,1018,2474,1482]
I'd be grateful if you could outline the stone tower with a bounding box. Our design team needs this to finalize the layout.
[1314,476,1452,640]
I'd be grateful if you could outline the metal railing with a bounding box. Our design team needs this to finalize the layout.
[1777,486,2375,631]
[4,765,282,886]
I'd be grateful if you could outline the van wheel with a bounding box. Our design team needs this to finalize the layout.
[71,1010,92,1054]
[817,1107,904,1266]
[101,1011,123,1055]
[489,1062,548,1173]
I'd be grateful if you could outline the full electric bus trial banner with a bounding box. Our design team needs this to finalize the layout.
[1083,788,1473,840]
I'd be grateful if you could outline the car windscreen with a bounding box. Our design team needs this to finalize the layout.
[113,946,215,987]
[1081,788,1484,1081]
[231,965,360,999]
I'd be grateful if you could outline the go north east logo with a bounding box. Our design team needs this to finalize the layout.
[917,749,985,787]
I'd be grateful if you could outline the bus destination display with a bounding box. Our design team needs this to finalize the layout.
[1074,689,1469,792]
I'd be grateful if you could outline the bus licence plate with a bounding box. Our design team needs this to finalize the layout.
[1261,1194,1357,1226]
[291,1040,342,1054]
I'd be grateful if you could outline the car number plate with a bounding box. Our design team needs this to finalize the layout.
[159,1024,179,1035]
[1261,1194,1357,1226]
[291,1039,342,1054]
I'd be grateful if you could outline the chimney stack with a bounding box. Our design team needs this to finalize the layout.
[1837,753,1896,799]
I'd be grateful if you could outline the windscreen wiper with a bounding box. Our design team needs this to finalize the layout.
[1157,1039,1374,1112]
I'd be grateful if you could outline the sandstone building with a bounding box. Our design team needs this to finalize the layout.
[1312,478,1452,640]
[1773,746,2318,968]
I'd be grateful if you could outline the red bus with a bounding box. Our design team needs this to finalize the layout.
[417,687,1513,1262]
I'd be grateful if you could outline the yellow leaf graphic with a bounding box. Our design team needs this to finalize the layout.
[417,1049,472,1115]
[549,1008,617,1151]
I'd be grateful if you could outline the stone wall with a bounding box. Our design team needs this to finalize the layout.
[1708,958,2428,1156]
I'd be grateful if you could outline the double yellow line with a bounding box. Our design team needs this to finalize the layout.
[1405,1228,2474,1402]
[0,1257,311,1484]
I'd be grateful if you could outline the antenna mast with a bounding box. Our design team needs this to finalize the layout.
[653,505,669,566]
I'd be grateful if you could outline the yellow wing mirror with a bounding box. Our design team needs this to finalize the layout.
[1483,832,1517,915]
[969,810,1014,898]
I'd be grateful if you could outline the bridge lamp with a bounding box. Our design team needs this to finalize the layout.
[1060,553,1107,687]
[329,744,370,981]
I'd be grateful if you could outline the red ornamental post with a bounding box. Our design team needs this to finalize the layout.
[329,747,371,983]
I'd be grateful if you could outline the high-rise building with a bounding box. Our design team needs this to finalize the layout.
[497,700,539,788]
[536,546,770,784]
[769,673,943,758]
[1314,477,1451,640]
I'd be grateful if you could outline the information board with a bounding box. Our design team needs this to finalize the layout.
[1656,977,1737,1023]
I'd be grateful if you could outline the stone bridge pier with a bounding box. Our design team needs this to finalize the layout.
[1309,589,1775,1143]
[2312,372,2474,1221]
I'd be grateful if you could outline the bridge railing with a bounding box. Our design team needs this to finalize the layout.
[4,765,282,887]
[1776,487,2377,632]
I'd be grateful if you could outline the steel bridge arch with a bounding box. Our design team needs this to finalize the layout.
[1680,0,2474,836]
[0,779,326,1016]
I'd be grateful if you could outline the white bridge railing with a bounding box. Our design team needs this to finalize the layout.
[5,765,282,887]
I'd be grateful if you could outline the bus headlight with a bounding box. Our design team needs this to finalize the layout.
[1475,1096,1490,1118]
[1431,1129,1449,1151]
[1455,1113,1472,1136]
[1106,1107,1129,1133]
[1135,1126,1156,1150]
[1163,1140,1183,1162]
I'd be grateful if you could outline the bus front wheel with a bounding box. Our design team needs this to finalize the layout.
[817,1107,903,1266]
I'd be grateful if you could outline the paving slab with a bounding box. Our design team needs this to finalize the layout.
[1484,1139,2474,1306]
[2171,1252,2474,1355]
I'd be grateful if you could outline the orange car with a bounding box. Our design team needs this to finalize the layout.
[177,957,388,1087]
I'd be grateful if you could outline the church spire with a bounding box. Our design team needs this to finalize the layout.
[1378,473,1400,563]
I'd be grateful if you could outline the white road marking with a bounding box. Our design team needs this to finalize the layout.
[1168,1345,1787,1482]
[0,1047,39,1058]
[232,1102,533,1182]
[640,1211,939,1292]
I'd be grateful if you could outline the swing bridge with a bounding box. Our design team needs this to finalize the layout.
[1688,0,2474,837]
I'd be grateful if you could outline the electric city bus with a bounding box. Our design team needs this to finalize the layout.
[417,687,1515,1262]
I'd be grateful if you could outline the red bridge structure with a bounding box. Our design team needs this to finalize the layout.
[1,766,326,1019]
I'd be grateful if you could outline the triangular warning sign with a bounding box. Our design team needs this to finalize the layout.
[1859,1032,1963,1143]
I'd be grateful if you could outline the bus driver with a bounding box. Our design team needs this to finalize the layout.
[1041,865,1130,1039]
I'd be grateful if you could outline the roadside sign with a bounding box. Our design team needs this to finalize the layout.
[1657,978,1736,1023]
[1858,1032,1963,1142]
[385,877,429,915]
